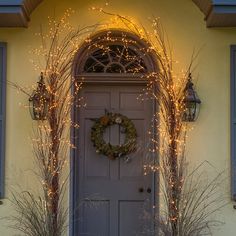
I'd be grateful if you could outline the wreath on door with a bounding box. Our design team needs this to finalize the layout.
[91,112,137,160]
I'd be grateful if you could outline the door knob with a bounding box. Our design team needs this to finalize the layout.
[139,187,144,193]
[147,188,152,193]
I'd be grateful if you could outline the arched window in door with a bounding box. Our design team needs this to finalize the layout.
[83,44,147,73]
[74,30,157,76]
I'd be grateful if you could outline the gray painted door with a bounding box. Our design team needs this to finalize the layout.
[77,84,154,236]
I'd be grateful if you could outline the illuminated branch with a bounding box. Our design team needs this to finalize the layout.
[8,10,97,236]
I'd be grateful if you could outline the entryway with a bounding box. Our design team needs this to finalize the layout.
[71,30,158,236]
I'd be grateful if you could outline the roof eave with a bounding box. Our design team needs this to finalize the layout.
[0,0,42,27]
[193,0,236,27]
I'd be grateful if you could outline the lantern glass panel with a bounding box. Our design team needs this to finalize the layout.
[182,77,201,122]
[194,102,200,121]
[29,91,49,120]
[184,101,201,122]
[183,101,197,122]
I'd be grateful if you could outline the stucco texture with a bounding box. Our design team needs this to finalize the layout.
[0,0,235,235]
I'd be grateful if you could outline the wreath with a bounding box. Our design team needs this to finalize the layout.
[91,112,137,160]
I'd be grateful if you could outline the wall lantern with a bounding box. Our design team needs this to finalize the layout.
[182,73,201,122]
[29,72,50,120]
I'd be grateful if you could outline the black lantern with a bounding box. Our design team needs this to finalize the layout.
[29,72,50,120]
[182,73,201,122]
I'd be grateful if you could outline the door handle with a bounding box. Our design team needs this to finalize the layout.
[147,188,152,193]
[139,187,144,193]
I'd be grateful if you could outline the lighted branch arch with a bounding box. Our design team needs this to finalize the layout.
[9,10,223,236]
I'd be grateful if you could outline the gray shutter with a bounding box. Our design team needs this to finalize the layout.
[0,43,6,198]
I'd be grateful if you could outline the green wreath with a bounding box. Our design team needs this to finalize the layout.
[91,112,137,160]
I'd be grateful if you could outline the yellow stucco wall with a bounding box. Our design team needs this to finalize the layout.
[0,0,235,235]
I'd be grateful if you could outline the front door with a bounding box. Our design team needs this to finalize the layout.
[75,83,154,236]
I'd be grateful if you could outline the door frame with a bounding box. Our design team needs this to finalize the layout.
[69,30,159,236]
[69,74,159,236]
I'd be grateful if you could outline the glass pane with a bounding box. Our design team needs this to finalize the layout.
[106,63,125,73]
[93,49,109,65]
[83,44,147,74]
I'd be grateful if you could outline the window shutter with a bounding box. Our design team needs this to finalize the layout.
[0,43,6,198]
